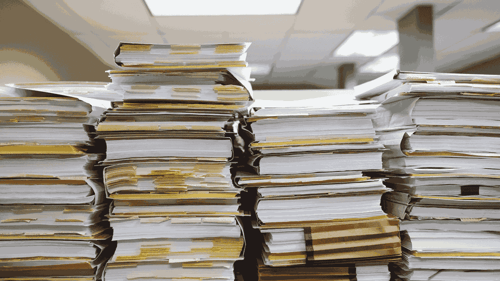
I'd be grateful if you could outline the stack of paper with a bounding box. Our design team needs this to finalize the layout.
[0,87,113,280]
[98,42,253,280]
[256,258,391,281]
[235,101,401,280]
[355,70,500,280]
[114,43,249,68]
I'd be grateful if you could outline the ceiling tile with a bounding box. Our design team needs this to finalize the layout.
[27,0,164,67]
[274,59,324,72]
[278,33,347,64]
[155,15,295,34]
[375,0,460,20]
[355,15,397,30]
[435,0,500,51]
[156,30,224,44]
[327,56,372,66]
[294,0,384,32]
[60,0,158,35]
[437,32,500,71]
[107,33,165,45]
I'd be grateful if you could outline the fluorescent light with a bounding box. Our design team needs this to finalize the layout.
[144,0,302,16]
[250,64,272,75]
[484,20,500,32]
[359,54,400,73]
[333,31,399,57]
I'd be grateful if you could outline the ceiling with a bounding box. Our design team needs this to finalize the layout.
[24,0,500,88]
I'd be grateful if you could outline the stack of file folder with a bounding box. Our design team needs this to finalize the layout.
[236,102,402,280]
[97,42,253,280]
[0,86,113,280]
[356,70,500,280]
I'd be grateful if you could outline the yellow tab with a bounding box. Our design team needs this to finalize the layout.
[1,218,37,223]
[55,219,84,223]
[173,87,201,93]
[129,63,247,69]
[120,44,152,52]
[412,251,500,257]
[213,85,247,94]
[171,45,201,51]
[121,102,242,110]
[130,85,160,90]
[214,44,245,54]
[251,138,373,148]
[182,261,213,268]
[217,96,249,101]
[461,92,500,97]
[0,145,83,155]
[269,252,307,261]
[97,123,158,132]
[110,192,237,200]
[0,179,86,185]
[11,116,46,122]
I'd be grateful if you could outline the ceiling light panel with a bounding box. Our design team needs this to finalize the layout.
[484,20,500,32]
[144,0,302,16]
[333,30,399,57]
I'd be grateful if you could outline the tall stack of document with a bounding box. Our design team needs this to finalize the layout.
[355,70,500,280]
[236,101,402,280]
[0,86,112,280]
[97,42,252,280]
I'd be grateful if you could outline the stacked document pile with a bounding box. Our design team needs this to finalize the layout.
[0,87,113,280]
[235,103,402,280]
[256,258,394,281]
[97,42,253,280]
[5,81,123,110]
[355,70,500,280]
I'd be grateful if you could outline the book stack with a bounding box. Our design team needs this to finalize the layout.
[0,86,113,280]
[97,42,253,281]
[236,101,402,280]
[355,70,500,280]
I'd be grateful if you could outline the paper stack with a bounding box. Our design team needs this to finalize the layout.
[355,70,500,280]
[256,258,394,281]
[0,85,113,280]
[97,42,253,280]
[235,100,402,280]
